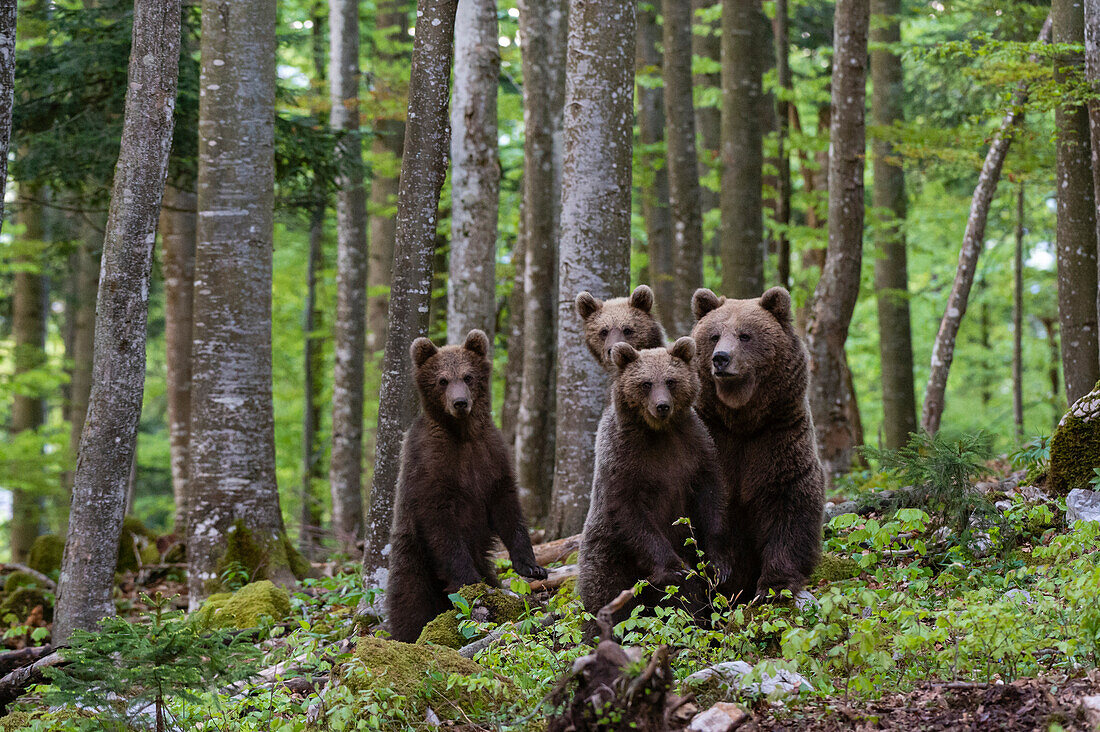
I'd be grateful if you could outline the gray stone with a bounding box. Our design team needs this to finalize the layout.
[688,702,748,732]
[685,661,811,698]
[1003,588,1033,605]
[1066,489,1100,524]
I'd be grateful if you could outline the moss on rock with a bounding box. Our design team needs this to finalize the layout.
[192,580,291,630]
[809,553,861,584]
[0,586,52,622]
[333,636,511,725]
[0,708,94,731]
[1050,381,1100,497]
[116,515,158,573]
[27,535,64,575]
[416,583,529,649]
[3,571,41,594]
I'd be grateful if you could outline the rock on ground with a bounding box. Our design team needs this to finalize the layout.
[1066,488,1100,524]
[688,701,748,732]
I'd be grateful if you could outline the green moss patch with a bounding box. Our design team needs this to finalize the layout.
[117,515,158,573]
[27,534,64,575]
[809,553,861,584]
[1049,381,1100,497]
[0,586,52,622]
[0,708,94,731]
[3,571,42,594]
[192,580,291,630]
[416,583,528,649]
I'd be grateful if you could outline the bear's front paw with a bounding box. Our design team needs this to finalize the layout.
[514,559,548,580]
[649,562,688,588]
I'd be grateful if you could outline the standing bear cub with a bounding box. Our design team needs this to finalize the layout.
[575,284,667,371]
[578,338,724,638]
[385,330,547,643]
[691,287,825,603]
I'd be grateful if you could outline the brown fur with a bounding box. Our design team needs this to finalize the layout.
[575,285,667,372]
[690,287,825,602]
[385,330,547,642]
[577,338,724,638]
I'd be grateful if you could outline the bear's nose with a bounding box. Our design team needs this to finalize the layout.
[712,351,730,370]
[655,402,671,417]
[452,398,469,411]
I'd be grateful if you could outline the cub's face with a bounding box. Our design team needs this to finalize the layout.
[575,285,665,371]
[611,337,699,431]
[411,330,492,420]
[691,287,793,410]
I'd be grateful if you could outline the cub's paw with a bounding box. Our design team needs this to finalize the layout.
[649,562,689,588]
[514,559,548,580]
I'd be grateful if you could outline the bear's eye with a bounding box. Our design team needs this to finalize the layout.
[738,333,752,342]
[710,333,720,343]
[665,379,676,389]
[642,381,653,391]
[623,327,635,337]
[599,328,609,338]
[462,374,473,385]
[439,377,449,387]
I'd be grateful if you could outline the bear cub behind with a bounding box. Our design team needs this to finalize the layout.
[575,284,667,371]
[385,330,547,643]
[577,337,724,638]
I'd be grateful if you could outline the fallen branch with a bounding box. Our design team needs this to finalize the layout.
[507,564,578,593]
[0,564,57,592]
[495,533,582,567]
[596,588,636,642]
[457,613,559,659]
[0,645,52,678]
[0,650,66,713]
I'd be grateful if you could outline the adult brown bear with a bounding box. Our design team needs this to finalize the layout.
[385,330,547,642]
[690,287,825,603]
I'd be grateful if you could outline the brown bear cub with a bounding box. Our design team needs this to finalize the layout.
[385,330,547,643]
[690,286,825,603]
[577,337,725,639]
[575,284,667,371]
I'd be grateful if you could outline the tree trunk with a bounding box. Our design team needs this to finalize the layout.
[635,3,674,329]
[547,0,634,538]
[160,186,195,535]
[920,18,1051,436]
[328,0,369,556]
[720,0,765,298]
[806,0,869,478]
[366,2,410,354]
[301,203,326,558]
[773,0,791,289]
[448,0,500,344]
[52,0,179,644]
[65,217,101,505]
[10,199,47,563]
[692,0,721,263]
[1013,182,1025,441]
[1054,0,1099,404]
[362,0,460,586]
[663,0,704,338]
[188,0,296,609]
[870,0,916,449]
[502,184,527,449]
[0,1,13,232]
[1042,316,1062,428]
[515,0,566,523]
[1082,0,1100,390]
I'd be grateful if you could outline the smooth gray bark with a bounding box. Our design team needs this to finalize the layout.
[363,0,460,585]
[548,0,634,538]
[774,0,791,288]
[1013,183,1025,440]
[53,0,179,643]
[448,0,500,344]
[692,0,721,261]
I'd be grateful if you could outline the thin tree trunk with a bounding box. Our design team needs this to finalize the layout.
[448,0,500,344]
[65,217,101,503]
[301,204,325,558]
[502,183,527,448]
[515,0,566,523]
[635,3,674,329]
[720,0,765,298]
[0,2,13,232]
[362,0,460,586]
[1042,316,1062,427]
[1013,182,1025,441]
[188,0,296,609]
[806,0,869,478]
[366,2,410,353]
[921,18,1051,435]
[160,186,195,535]
[692,0,721,263]
[328,0,369,556]
[773,0,791,289]
[1082,0,1100,387]
[871,0,916,449]
[53,0,179,644]
[663,0,703,338]
[1054,0,1099,404]
[547,0,634,538]
[11,199,47,563]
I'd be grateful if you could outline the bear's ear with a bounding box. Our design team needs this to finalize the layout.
[575,291,603,321]
[629,284,654,313]
[463,329,490,358]
[611,342,639,371]
[670,336,696,364]
[759,287,792,325]
[410,337,438,368]
[692,288,723,321]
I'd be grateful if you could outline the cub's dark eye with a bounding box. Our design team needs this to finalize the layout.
[710,333,720,343]
[462,374,473,384]
[623,327,635,337]
[439,377,449,387]
[599,328,609,338]
[738,333,752,342]
[642,381,653,391]
[666,379,676,389]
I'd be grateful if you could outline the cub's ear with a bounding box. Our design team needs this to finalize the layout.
[575,291,603,321]
[463,329,490,358]
[611,342,639,371]
[629,284,654,313]
[692,288,723,321]
[759,287,792,325]
[670,336,696,364]
[410,337,438,368]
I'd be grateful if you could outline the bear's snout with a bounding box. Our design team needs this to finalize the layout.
[712,350,731,371]
[654,402,671,417]
[445,382,472,417]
